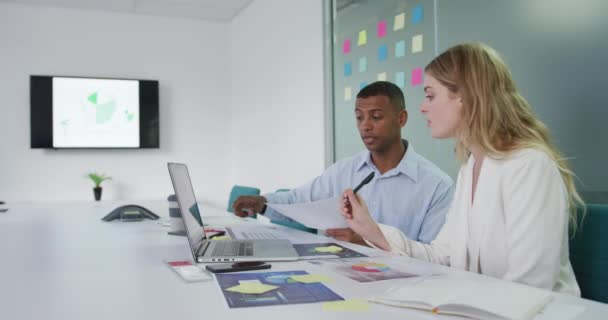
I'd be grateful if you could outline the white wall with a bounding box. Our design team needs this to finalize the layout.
[228,0,326,194]
[0,3,232,206]
[0,0,327,206]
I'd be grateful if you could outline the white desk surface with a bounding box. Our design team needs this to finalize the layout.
[0,201,606,320]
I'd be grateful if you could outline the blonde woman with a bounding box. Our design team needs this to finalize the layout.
[341,43,583,295]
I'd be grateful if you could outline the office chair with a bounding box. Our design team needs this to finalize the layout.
[569,204,608,303]
[227,185,261,218]
[269,189,317,234]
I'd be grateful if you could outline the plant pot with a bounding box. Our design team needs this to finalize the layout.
[94,187,102,201]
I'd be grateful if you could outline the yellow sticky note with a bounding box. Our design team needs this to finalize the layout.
[357,30,367,46]
[377,72,387,81]
[212,235,230,240]
[412,34,423,53]
[314,245,344,253]
[225,282,278,294]
[323,299,369,311]
[290,274,334,284]
[344,87,352,101]
[394,13,405,30]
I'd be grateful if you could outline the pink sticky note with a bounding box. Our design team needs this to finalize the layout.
[377,21,387,38]
[412,68,423,86]
[343,39,351,54]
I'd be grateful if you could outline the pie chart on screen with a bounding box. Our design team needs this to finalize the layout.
[351,262,390,273]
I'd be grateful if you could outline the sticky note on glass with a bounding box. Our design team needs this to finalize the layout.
[357,30,367,46]
[343,39,351,54]
[377,21,387,38]
[377,72,387,81]
[225,282,278,294]
[359,81,367,90]
[394,13,405,30]
[359,56,367,72]
[290,274,334,284]
[395,72,405,88]
[412,5,423,24]
[314,245,344,253]
[344,87,352,101]
[344,62,352,76]
[412,68,423,86]
[412,34,423,53]
[322,299,369,311]
[378,44,388,61]
[395,40,405,58]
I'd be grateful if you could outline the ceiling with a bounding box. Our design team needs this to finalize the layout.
[0,0,254,21]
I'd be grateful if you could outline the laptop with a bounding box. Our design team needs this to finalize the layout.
[167,162,298,263]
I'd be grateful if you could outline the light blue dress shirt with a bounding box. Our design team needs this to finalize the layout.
[263,140,454,243]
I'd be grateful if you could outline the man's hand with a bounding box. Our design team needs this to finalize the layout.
[232,196,267,217]
[325,228,367,246]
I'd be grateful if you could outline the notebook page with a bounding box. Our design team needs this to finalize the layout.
[436,279,553,320]
[374,278,462,309]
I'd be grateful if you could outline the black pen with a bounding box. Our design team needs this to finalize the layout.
[353,171,375,194]
[344,171,375,209]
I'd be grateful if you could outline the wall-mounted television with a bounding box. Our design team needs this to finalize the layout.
[30,75,159,149]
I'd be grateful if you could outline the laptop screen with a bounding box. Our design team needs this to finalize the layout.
[167,163,207,257]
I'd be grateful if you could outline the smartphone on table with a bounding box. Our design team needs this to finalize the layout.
[205,261,271,273]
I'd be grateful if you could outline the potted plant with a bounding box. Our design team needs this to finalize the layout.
[87,172,111,201]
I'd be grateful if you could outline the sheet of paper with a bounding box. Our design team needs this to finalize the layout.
[344,86,352,101]
[377,21,387,38]
[533,303,586,320]
[290,274,334,284]
[412,34,423,53]
[357,30,367,46]
[343,39,351,54]
[225,282,278,294]
[394,13,405,31]
[266,196,348,229]
[323,299,369,311]
[228,224,329,244]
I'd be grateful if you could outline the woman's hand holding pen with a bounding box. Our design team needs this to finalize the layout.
[340,189,392,251]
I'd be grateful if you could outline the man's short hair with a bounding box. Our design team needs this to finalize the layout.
[357,81,406,111]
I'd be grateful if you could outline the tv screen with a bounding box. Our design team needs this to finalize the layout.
[30,75,159,148]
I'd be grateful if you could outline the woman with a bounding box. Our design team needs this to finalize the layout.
[341,43,583,295]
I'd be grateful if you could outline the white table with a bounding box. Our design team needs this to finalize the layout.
[0,201,606,320]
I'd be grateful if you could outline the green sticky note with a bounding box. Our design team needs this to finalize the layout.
[225,282,278,294]
[314,245,344,253]
[290,274,334,284]
[357,30,367,46]
[322,299,369,311]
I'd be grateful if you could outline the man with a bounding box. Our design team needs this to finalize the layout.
[233,81,453,244]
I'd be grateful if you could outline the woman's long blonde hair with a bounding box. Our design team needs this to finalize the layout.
[425,42,584,232]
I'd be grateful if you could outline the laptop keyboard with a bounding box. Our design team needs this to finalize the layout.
[211,241,254,257]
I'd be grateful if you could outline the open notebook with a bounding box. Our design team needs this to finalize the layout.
[370,277,553,320]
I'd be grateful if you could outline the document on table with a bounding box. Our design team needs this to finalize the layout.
[266,196,348,229]
[227,224,329,244]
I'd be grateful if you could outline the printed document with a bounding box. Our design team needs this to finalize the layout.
[266,196,348,229]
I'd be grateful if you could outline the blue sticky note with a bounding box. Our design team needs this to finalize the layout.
[395,72,405,88]
[359,56,367,72]
[395,41,405,58]
[412,5,423,24]
[359,81,368,90]
[378,44,388,62]
[344,62,352,77]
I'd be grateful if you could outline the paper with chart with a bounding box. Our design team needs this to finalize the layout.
[308,257,442,283]
[266,196,348,229]
[215,270,343,308]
